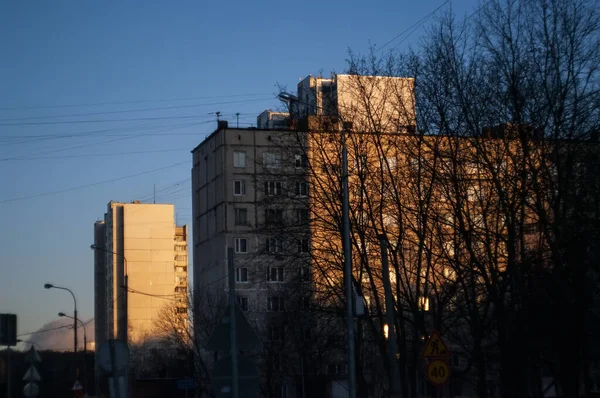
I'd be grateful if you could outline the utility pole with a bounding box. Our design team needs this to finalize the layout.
[7,346,11,398]
[236,112,240,128]
[341,122,357,398]
[379,235,401,397]
[227,248,239,398]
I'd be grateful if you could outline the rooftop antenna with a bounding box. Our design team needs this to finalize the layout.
[216,111,221,121]
[236,113,240,128]
[153,184,156,204]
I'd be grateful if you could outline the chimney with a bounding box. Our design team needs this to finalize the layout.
[218,120,229,130]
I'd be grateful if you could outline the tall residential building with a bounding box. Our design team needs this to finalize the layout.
[93,201,189,349]
[191,73,415,395]
[192,73,414,304]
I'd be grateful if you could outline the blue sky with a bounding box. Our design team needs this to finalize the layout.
[0,0,479,347]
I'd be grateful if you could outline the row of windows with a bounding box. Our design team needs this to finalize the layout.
[233,180,308,197]
[235,266,310,283]
[233,151,308,169]
[234,208,310,226]
[236,295,310,312]
[233,237,310,254]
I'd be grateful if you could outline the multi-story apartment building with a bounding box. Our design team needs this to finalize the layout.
[192,73,415,396]
[93,201,189,349]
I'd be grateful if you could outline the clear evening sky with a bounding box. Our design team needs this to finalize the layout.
[0,0,479,347]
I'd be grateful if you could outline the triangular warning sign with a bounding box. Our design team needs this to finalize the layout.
[72,380,83,390]
[22,364,41,382]
[422,330,451,358]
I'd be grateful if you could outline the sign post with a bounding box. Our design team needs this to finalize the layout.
[422,330,451,394]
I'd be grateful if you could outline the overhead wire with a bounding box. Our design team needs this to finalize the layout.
[0,160,188,203]
[0,120,206,162]
[0,92,274,111]
[375,0,451,53]
[6,148,190,161]
[0,99,271,122]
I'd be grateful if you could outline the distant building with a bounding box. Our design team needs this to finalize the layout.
[93,201,188,348]
[257,110,290,129]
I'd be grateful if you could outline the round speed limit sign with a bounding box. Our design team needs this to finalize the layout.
[426,359,450,386]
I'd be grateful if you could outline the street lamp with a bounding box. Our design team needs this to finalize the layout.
[44,283,78,354]
[59,312,88,393]
[58,313,87,352]
[278,91,357,398]
[17,339,41,350]
[90,244,128,343]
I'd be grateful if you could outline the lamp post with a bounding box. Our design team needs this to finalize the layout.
[59,312,88,393]
[278,92,357,398]
[44,284,77,353]
[58,313,87,352]
[16,340,41,350]
[90,244,128,343]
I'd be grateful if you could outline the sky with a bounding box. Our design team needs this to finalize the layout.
[0,0,479,349]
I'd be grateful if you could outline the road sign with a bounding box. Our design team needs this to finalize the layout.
[23,382,39,397]
[0,314,17,346]
[206,304,260,351]
[25,346,41,364]
[97,339,129,373]
[422,330,451,359]
[426,359,451,386]
[22,364,41,382]
[72,380,83,391]
[212,356,259,397]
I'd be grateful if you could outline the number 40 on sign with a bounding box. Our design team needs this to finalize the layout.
[426,359,450,386]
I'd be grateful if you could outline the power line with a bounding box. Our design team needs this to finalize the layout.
[0,93,274,111]
[5,148,190,161]
[0,99,270,122]
[0,114,216,127]
[0,121,204,162]
[0,161,188,204]
[17,324,72,337]
[375,0,451,53]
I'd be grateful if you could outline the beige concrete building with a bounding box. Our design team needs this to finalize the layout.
[94,201,188,346]
[191,73,415,396]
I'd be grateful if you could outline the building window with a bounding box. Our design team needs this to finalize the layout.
[234,238,248,254]
[175,255,187,262]
[266,238,282,254]
[175,266,187,273]
[266,209,284,224]
[419,296,430,311]
[295,209,309,224]
[175,286,187,293]
[237,296,249,311]
[264,181,283,196]
[295,181,308,196]
[175,245,186,251]
[299,267,310,282]
[382,156,397,171]
[295,154,308,168]
[234,208,248,225]
[267,296,285,311]
[235,267,248,283]
[176,307,187,314]
[268,325,284,342]
[263,152,281,168]
[298,239,310,253]
[233,151,247,168]
[267,267,284,283]
[233,180,246,196]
